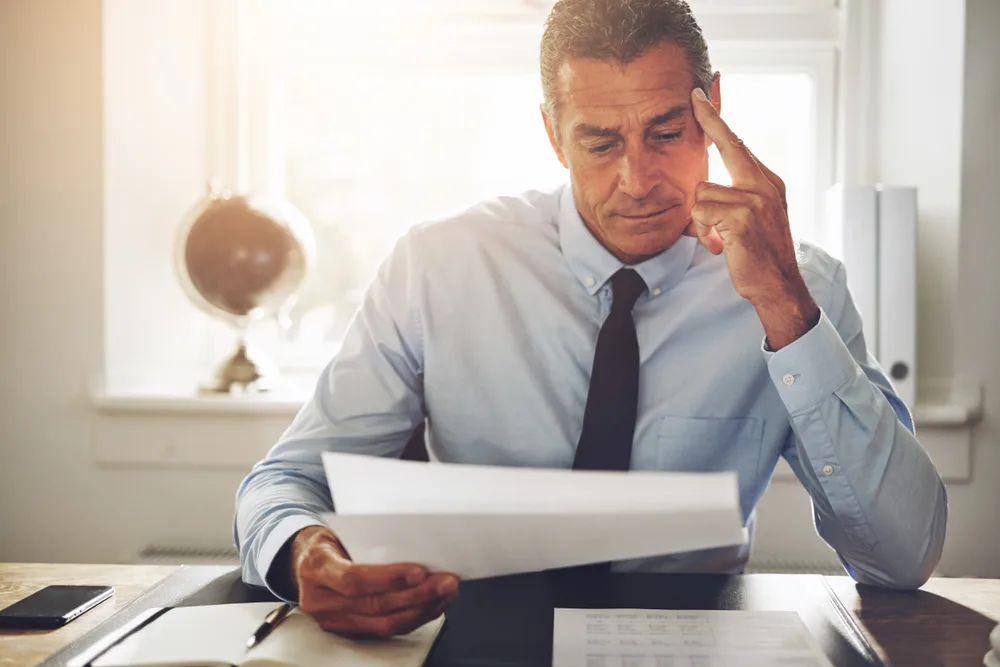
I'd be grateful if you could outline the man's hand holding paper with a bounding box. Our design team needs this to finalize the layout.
[287,525,459,638]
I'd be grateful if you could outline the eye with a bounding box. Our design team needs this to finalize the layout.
[653,131,682,142]
[589,143,615,155]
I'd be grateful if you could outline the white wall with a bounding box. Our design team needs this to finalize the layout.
[102,0,220,388]
[0,0,997,575]
[753,0,1000,578]
[875,0,965,385]
[949,0,1000,576]
[0,0,263,563]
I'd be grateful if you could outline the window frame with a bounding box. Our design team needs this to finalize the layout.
[157,0,851,375]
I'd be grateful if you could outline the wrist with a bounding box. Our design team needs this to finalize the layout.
[751,280,819,351]
[292,526,349,566]
[281,526,348,597]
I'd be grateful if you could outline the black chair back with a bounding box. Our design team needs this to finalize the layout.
[400,422,430,462]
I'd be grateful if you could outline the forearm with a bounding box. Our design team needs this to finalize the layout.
[771,311,947,589]
[752,274,821,352]
[786,387,946,588]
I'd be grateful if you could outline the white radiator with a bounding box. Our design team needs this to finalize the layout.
[130,545,240,566]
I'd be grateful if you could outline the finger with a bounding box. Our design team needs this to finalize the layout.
[691,200,748,231]
[743,150,787,209]
[691,200,754,256]
[686,215,724,256]
[315,573,458,617]
[690,88,765,188]
[694,181,761,206]
[315,598,450,638]
[312,559,429,597]
[316,606,428,638]
[391,596,452,636]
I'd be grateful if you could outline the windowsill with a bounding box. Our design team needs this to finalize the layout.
[911,379,984,430]
[89,380,984,428]
[89,373,316,416]
[912,402,983,429]
[87,376,981,481]
[91,390,309,416]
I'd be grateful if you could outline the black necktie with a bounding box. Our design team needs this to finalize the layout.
[559,269,647,583]
[573,268,647,471]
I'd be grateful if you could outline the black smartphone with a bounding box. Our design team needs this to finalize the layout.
[0,585,114,629]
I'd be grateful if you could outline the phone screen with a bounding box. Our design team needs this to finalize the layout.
[0,585,113,626]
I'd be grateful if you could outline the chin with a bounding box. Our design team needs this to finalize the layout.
[616,232,679,261]
[617,225,684,257]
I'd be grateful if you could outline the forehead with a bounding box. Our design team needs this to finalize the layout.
[556,42,693,128]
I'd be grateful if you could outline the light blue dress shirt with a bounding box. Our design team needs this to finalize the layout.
[235,184,947,594]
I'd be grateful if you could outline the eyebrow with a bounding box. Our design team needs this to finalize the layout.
[572,104,690,141]
[648,105,689,127]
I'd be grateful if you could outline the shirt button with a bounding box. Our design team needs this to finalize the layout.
[652,288,662,297]
[782,374,795,386]
[584,277,595,288]
[823,465,834,476]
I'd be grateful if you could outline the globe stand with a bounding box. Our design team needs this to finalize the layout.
[200,339,277,394]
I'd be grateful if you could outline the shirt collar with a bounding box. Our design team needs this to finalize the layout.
[557,184,698,297]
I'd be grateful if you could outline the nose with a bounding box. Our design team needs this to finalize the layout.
[617,144,659,200]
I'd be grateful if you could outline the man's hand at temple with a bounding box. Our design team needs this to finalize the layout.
[290,526,460,638]
[687,86,820,351]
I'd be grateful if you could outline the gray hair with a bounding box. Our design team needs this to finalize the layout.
[540,0,714,129]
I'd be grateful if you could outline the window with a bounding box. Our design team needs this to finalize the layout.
[99,0,843,391]
[221,0,839,369]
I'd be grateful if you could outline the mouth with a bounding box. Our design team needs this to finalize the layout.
[617,204,679,221]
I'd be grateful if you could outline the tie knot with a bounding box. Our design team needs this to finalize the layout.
[610,269,647,313]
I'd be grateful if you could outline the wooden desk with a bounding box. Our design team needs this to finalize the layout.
[827,576,1000,667]
[0,563,176,667]
[0,564,997,667]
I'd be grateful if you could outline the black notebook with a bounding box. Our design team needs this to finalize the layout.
[44,566,882,667]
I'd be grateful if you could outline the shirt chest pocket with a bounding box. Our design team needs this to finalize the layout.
[656,416,764,519]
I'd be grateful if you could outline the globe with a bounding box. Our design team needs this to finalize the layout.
[175,187,315,393]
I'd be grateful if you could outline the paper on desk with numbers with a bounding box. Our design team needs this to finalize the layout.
[552,609,835,667]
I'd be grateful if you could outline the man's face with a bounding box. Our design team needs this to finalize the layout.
[543,42,721,263]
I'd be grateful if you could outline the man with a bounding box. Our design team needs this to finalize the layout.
[235,0,947,638]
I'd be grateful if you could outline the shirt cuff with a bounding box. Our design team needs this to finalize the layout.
[258,514,326,603]
[762,308,855,415]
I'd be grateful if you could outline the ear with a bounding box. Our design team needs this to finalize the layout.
[541,104,569,169]
[705,71,723,148]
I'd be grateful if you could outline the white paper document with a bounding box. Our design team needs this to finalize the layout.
[553,608,834,667]
[321,453,746,580]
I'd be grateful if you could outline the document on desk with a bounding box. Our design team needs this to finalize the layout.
[553,608,835,667]
[320,452,746,580]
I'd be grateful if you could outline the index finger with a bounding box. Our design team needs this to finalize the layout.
[690,88,764,187]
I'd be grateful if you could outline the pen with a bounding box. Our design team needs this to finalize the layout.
[246,602,293,649]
